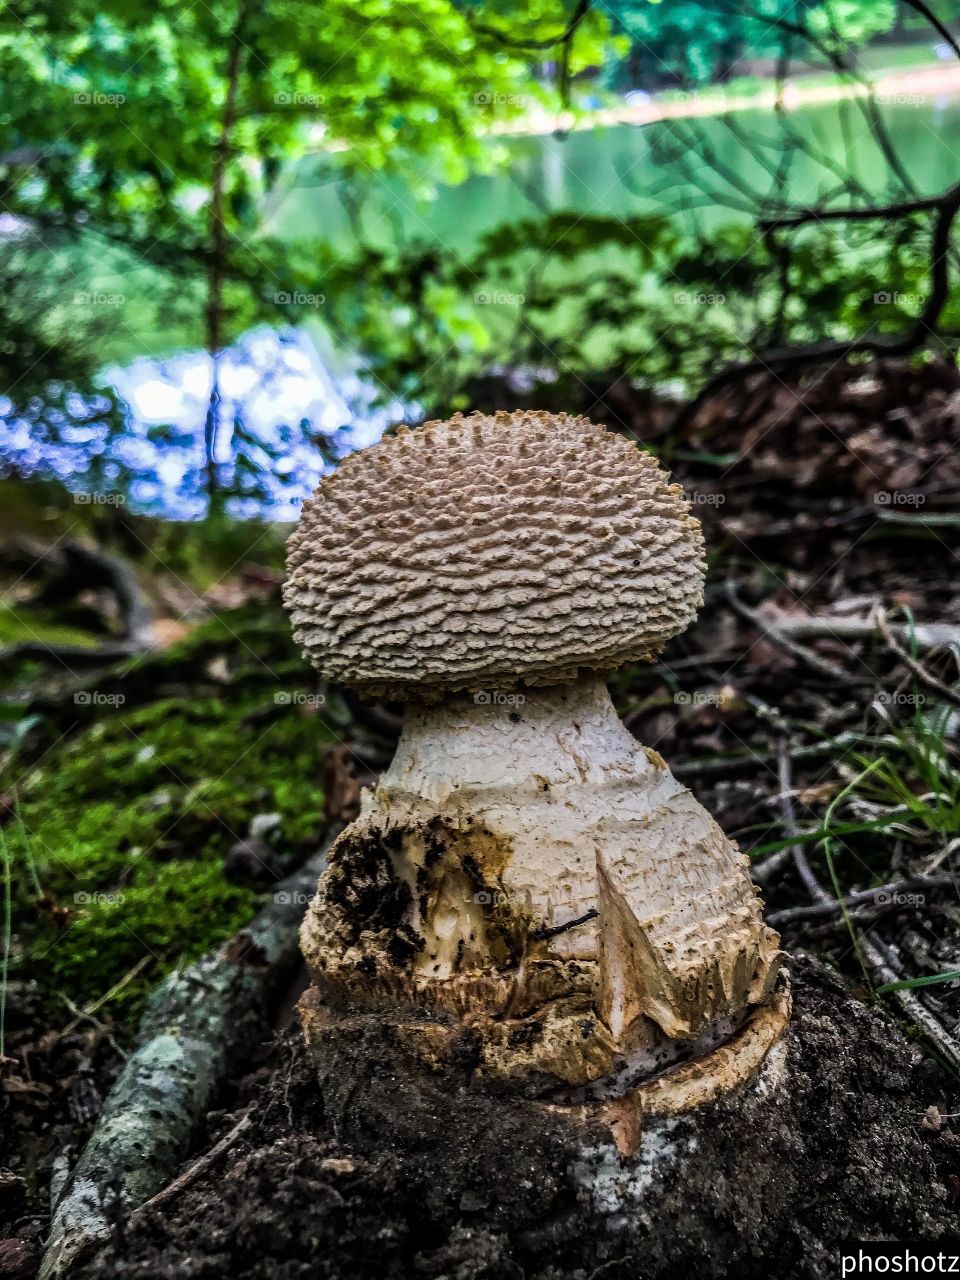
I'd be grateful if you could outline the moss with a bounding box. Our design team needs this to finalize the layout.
[9,613,331,1025]
[0,605,103,650]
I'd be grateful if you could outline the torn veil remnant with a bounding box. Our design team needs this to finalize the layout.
[284,410,788,1136]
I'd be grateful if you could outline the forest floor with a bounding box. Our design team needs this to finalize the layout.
[2,355,960,1275]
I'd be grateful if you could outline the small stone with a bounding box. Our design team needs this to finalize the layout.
[923,1104,943,1130]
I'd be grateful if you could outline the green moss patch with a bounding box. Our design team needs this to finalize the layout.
[6,607,330,1026]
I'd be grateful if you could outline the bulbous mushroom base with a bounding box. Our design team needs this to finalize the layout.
[298,980,791,1155]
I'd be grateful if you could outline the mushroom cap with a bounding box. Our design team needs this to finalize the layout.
[283,410,706,699]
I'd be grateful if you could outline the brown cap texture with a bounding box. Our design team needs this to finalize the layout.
[283,410,706,698]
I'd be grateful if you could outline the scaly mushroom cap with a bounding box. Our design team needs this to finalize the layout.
[284,410,705,699]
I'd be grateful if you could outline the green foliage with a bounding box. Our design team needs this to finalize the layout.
[0,0,620,510]
[751,702,960,896]
[0,0,943,510]
[598,0,899,90]
[876,969,960,994]
[848,705,960,841]
[0,0,609,336]
[312,208,950,412]
[807,0,898,45]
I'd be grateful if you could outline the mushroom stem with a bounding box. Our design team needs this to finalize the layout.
[300,675,781,1088]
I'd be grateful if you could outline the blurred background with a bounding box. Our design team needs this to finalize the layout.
[4,0,960,1257]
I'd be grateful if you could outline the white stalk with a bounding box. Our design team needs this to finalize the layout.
[301,675,781,1086]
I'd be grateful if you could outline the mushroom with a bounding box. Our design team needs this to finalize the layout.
[284,410,787,1125]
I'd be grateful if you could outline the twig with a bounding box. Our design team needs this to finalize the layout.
[859,931,960,1078]
[766,873,956,927]
[751,846,794,888]
[898,0,960,61]
[680,731,868,783]
[876,607,960,710]
[758,185,960,234]
[725,582,851,681]
[470,0,590,52]
[777,740,831,903]
[134,1110,253,1215]
[768,613,960,651]
[55,994,128,1061]
[530,908,598,941]
[59,956,152,1039]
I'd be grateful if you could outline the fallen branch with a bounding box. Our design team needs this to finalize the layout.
[4,537,155,651]
[39,833,335,1280]
[767,611,960,652]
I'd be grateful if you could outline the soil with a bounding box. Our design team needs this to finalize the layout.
[76,955,960,1280]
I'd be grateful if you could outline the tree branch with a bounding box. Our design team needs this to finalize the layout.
[673,182,960,433]
[759,185,960,234]
[898,0,960,61]
[204,0,253,504]
[470,0,590,52]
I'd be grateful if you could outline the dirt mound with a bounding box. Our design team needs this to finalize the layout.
[78,957,959,1280]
